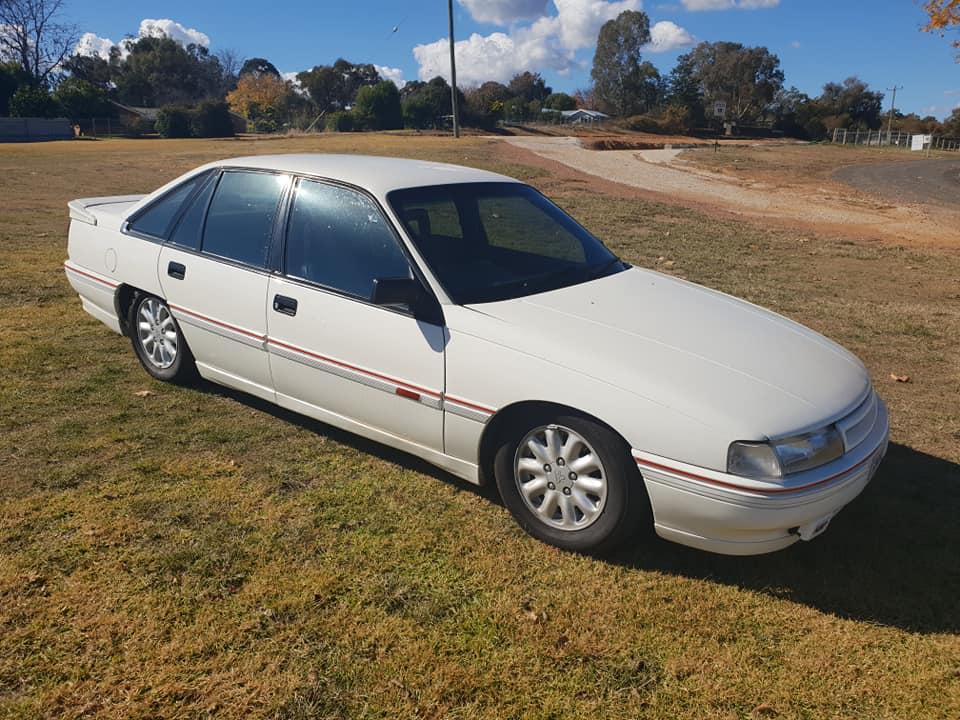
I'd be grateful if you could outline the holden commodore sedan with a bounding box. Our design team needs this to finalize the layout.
[64,154,888,555]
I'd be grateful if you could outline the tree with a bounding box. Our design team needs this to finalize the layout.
[464,81,510,128]
[400,76,460,128]
[590,10,655,117]
[112,36,226,107]
[352,80,402,130]
[0,0,77,85]
[922,0,959,57]
[942,107,960,135]
[673,42,784,124]
[665,58,704,127]
[239,57,279,78]
[572,87,597,109]
[297,59,380,112]
[9,83,58,116]
[543,92,576,111]
[0,60,29,115]
[508,71,551,103]
[62,52,113,90]
[818,76,884,130]
[53,76,112,119]
[227,72,293,121]
[769,86,825,139]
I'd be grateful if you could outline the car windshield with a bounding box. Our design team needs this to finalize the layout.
[388,182,626,304]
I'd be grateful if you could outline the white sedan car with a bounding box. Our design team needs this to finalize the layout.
[65,154,888,555]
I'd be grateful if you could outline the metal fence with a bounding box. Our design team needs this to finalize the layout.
[73,117,149,138]
[829,127,960,151]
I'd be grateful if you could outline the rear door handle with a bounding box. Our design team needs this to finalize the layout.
[167,261,186,280]
[273,294,298,316]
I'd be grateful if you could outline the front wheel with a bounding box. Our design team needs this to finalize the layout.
[494,413,650,553]
[128,294,196,383]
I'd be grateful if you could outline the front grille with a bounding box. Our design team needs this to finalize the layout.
[836,391,878,452]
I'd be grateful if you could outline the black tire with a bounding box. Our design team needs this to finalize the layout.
[493,411,651,554]
[127,293,196,383]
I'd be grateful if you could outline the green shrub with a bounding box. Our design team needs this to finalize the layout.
[352,81,403,130]
[190,101,235,138]
[252,117,279,133]
[325,111,354,132]
[155,106,192,138]
[9,85,60,118]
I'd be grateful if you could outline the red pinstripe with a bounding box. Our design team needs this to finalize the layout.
[64,263,119,289]
[635,454,874,496]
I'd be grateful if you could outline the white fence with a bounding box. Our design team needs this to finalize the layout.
[829,127,960,151]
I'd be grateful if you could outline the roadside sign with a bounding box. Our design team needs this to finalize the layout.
[911,134,931,151]
[713,101,727,118]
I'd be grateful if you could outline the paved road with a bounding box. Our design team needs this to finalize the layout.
[834,158,960,207]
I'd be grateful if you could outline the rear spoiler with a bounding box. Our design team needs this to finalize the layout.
[68,195,146,226]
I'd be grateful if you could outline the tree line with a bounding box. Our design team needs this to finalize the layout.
[1,0,958,139]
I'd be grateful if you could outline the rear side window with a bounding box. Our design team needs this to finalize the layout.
[129,173,206,239]
[168,173,217,251]
[202,171,287,268]
[285,179,410,300]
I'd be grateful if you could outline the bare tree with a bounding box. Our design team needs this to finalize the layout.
[0,0,78,85]
[215,48,242,79]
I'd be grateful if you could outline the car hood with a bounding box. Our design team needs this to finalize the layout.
[459,267,871,440]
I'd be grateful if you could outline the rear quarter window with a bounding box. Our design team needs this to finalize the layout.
[128,173,208,239]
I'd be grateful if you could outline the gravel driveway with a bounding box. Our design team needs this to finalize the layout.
[503,136,959,246]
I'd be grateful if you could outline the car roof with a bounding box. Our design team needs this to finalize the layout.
[201,154,520,196]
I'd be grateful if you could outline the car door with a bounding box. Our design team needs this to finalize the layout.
[158,169,290,401]
[266,177,445,451]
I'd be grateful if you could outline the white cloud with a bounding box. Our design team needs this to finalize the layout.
[790,40,801,49]
[137,19,209,47]
[375,64,407,88]
[554,0,642,50]
[74,32,116,60]
[681,0,778,9]
[74,18,210,60]
[459,0,550,25]
[414,0,681,84]
[414,20,571,84]
[645,20,694,52]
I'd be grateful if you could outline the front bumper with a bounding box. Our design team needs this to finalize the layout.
[634,399,890,556]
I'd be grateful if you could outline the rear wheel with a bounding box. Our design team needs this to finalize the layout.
[128,294,196,383]
[494,412,650,553]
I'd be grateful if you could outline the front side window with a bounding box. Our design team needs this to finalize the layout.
[285,179,411,300]
[128,172,207,239]
[202,171,287,268]
[389,183,623,304]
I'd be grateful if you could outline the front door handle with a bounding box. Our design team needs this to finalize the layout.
[167,261,186,280]
[273,294,298,316]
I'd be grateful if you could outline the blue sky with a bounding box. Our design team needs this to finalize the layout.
[69,0,960,119]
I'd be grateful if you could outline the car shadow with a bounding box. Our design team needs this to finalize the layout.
[194,381,959,634]
[197,380,502,502]
[609,442,960,635]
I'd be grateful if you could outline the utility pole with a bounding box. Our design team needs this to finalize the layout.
[447,0,460,138]
[885,85,903,142]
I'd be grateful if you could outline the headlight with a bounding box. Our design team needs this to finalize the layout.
[728,426,844,480]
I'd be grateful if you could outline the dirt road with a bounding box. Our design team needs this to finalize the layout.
[503,136,960,246]
[835,158,960,208]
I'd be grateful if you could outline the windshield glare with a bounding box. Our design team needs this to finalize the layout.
[388,182,624,304]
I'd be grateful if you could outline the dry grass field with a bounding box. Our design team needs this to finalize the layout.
[1,134,959,719]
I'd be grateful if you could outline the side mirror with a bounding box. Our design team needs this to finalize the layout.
[372,277,423,307]
[371,276,444,326]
